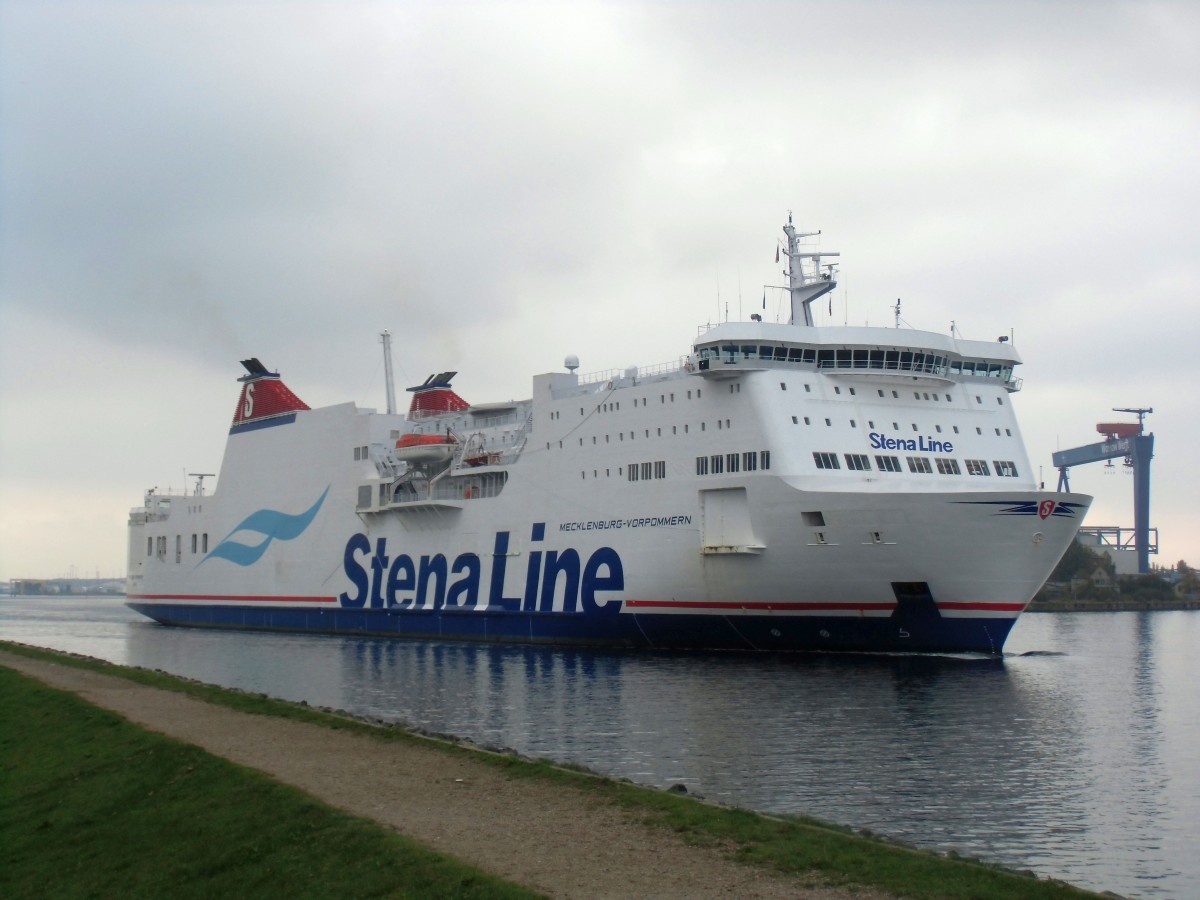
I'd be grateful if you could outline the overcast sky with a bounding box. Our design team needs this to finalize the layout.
[1,0,1197,582]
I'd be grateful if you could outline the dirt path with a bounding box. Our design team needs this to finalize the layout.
[2,650,893,899]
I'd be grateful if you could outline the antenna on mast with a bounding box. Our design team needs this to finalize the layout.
[781,215,839,326]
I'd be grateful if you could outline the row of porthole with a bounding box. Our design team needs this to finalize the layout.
[588,389,704,416]
[814,451,1020,477]
[783,381,1002,408]
[791,415,1013,438]
[146,533,210,560]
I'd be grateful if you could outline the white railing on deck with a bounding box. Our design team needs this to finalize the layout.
[577,359,686,386]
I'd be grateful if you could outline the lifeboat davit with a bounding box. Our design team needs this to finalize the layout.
[395,433,458,464]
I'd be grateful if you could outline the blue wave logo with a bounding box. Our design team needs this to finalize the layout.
[202,487,329,567]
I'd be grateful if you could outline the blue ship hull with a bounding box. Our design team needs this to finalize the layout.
[126,602,1017,655]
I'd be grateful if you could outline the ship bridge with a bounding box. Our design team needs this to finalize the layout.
[692,323,1023,392]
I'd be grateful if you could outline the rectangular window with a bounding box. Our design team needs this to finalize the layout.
[743,451,757,472]
[711,454,724,474]
[844,453,871,471]
[654,460,666,479]
[995,460,1019,477]
[966,459,990,476]
[935,457,961,475]
[726,453,740,473]
[641,462,652,481]
[814,452,841,470]
[628,464,639,482]
[147,536,153,556]
[696,456,709,475]
[191,534,197,553]
[202,533,208,553]
[875,455,902,473]
[760,450,771,470]
[907,456,933,474]
[175,535,182,564]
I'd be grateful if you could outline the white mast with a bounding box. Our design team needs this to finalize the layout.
[783,213,840,326]
[380,330,397,415]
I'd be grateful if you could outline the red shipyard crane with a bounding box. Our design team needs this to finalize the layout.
[1053,408,1155,574]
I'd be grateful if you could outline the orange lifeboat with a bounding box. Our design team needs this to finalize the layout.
[395,433,458,464]
[1096,423,1141,439]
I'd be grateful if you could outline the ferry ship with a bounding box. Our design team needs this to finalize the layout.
[126,216,1090,654]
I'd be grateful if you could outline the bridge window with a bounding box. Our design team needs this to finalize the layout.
[936,458,961,475]
[696,456,709,475]
[907,457,933,474]
[966,459,990,476]
[994,460,1019,477]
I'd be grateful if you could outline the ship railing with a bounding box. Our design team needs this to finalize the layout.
[379,470,509,505]
[467,411,522,429]
[369,443,403,478]
[128,509,171,524]
[509,411,534,457]
[577,359,686,387]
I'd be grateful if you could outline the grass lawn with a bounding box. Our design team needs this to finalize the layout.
[0,664,537,899]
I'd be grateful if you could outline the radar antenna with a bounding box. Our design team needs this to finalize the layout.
[188,473,215,497]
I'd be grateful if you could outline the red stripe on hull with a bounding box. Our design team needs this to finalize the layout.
[626,599,1025,613]
[624,599,896,612]
[128,593,335,604]
[936,601,1026,612]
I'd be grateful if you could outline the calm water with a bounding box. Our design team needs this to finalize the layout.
[3,597,1196,899]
